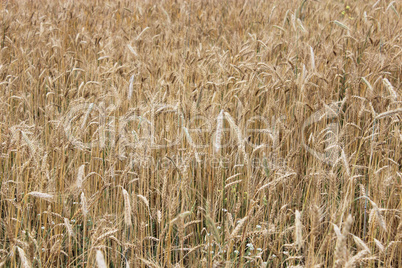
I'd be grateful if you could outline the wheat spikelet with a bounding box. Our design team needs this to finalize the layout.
[161,175,168,206]
[50,239,61,256]
[341,149,351,177]
[227,213,234,229]
[128,74,135,100]
[382,78,397,100]
[137,194,149,209]
[96,250,107,268]
[184,220,202,229]
[250,144,268,159]
[345,249,369,268]
[333,215,353,267]
[372,207,387,232]
[137,194,152,219]
[183,126,193,146]
[296,18,307,33]
[127,44,137,56]
[343,215,353,237]
[368,208,375,226]
[256,172,296,193]
[181,128,201,162]
[179,157,191,193]
[224,180,242,189]
[295,210,303,250]
[64,218,75,238]
[76,164,85,190]
[94,229,119,245]
[170,211,192,225]
[361,77,373,95]
[136,26,150,40]
[234,198,242,215]
[81,103,94,130]
[27,191,53,200]
[80,192,88,217]
[333,223,346,266]
[352,235,370,252]
[310,205,323,237]
[375,108,402,119]
[122,188,132,226]
[204,214,220,242]
[224,111,248,164]
[396,220,402,241]
[21,131,36,156]
[385,241,396,253]
[143,236,160,242]
[333,20,350,31]
[225,173,241,183]
[366,198,387,232]
[214,109,224,154]
[309,45,315,71]
[16,246,31,268]
[138,257,161,268]
[230,216,248,238]
[374,238,384,253]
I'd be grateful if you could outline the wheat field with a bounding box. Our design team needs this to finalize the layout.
[0,0,401,267]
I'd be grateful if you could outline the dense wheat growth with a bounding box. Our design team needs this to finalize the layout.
[0,0,401,267]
